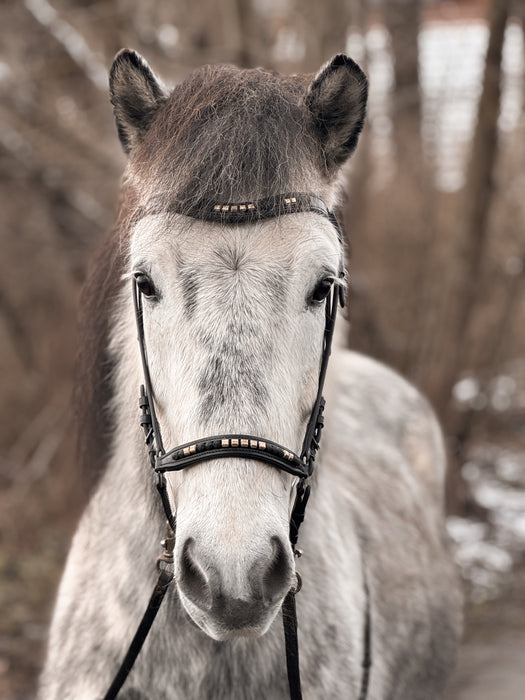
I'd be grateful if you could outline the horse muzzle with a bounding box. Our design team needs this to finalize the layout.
[176,534,294,640]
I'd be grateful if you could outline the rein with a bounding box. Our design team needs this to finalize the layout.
[103,193,371,699]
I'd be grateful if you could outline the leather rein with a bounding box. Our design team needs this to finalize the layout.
[102,193,371,700]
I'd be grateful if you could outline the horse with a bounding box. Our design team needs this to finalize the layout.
[38,50,462,700]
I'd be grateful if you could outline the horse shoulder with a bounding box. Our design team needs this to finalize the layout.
[326,349,447,499]
[322,350,462,699]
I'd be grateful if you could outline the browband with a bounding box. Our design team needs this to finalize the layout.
[133,192,344,246]
[198,193,340,230]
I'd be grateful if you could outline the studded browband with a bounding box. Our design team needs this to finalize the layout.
[205,193,339,227]
[133,192,344,241]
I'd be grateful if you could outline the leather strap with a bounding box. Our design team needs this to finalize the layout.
[103,568,173,700]
[282,590,302,700]
[156,434,309,478]
[133,193,343,242]
[358,572,372,700]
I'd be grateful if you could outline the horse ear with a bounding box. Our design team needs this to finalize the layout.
[109,49,168,154]
[305,54,368,172]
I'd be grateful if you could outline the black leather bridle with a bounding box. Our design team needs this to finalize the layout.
[103,194,371,700]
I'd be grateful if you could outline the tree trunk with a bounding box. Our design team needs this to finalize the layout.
[431,0,509,421]
[430,0,510,514]
[381,0,439,378]
[384,0,423,167]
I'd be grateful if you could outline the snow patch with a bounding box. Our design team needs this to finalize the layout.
[449,446,525,601]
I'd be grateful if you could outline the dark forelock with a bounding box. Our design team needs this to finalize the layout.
[134,64,318,216]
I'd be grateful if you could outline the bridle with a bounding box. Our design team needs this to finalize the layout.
[103,193,371,700]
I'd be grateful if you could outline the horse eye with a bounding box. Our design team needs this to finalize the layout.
[310,277,334,304]
[135,273,157,299]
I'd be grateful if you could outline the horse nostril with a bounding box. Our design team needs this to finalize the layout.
[261,536,293,604]
[178,538,212,611]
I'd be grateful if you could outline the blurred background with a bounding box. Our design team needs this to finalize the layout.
[1,0,524,697]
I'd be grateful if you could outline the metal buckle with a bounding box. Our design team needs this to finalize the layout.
[156,527,175,575]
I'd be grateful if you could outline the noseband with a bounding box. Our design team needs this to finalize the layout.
[104,194,370,700]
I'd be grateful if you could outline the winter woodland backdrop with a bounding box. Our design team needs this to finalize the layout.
[1,0,524,697]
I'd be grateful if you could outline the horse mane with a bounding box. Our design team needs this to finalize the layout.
[74,188,135,489]
[134,64,320,218]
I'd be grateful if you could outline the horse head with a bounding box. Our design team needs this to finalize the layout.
[109,50,367,641]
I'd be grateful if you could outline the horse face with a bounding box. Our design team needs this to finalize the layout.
[113,47,365,641]
[130,212,342,639]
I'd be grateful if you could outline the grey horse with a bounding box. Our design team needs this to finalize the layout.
[38,50,462,700]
